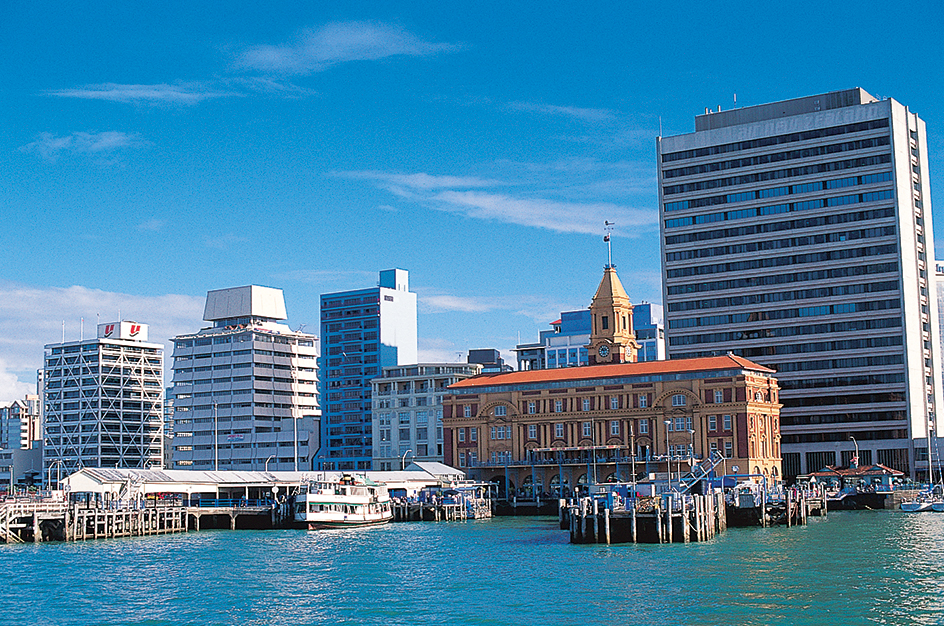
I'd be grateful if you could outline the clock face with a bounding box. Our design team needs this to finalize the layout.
[598,344,610,358]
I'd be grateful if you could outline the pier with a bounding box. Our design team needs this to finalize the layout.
[564,491,727,544]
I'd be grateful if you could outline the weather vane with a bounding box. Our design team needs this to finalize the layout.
[604,221,615,268]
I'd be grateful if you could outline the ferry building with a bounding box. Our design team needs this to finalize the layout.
[442,266,782,495]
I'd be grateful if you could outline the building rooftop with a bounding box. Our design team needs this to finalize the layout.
[204,285,287,321]
[449,354,774,390]
[694,88,878,131]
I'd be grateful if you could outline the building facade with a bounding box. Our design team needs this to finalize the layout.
[170,286,320,472]
[43,321,164,486]
[659,88,942,479]
[371,363,482,470]
[442,354,782,495]
[320,269,417,470]
[0,396,41,451]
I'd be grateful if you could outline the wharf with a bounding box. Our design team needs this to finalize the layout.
[563,492,726,544]
[392,497,492,522]
[0,497,291,543]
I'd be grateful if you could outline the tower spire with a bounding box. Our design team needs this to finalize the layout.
[604,221,615,268]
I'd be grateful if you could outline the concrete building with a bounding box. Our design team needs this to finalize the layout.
[43,321,164,487]
[371,362,482,470]
[0,395,41,450]
[320,269,417,471]
[170,286,320,472]
[658,88,941,479]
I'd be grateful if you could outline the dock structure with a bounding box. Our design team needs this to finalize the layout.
[564,491,727,544]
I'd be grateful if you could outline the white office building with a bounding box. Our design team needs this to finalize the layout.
[659,88,941,479]
[43,321,164,486]
[371,363,482,470]
[170,286,320,472]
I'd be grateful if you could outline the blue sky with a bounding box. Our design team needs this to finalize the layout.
[1,1,942,399]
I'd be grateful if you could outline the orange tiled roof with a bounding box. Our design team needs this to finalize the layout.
[449,354,774,389]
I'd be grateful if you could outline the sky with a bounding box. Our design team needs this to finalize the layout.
[1,1,943,400]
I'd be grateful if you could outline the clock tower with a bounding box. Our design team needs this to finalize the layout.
[586,264,640,365]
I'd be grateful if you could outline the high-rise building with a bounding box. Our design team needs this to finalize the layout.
[43,321,164,485]
[0,397,40,450]
[659,88,941,479]
[170,286,320,471]
[371,362,482,470]
[320,269,417,471]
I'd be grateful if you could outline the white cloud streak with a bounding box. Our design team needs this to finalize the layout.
[45,82,236,105]
[0,283,205,402]
[20,131,144,161]
[509,101,618,123]
[237,21,461,75]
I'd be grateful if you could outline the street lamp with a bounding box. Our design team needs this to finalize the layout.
[849,435,859,468]
[213,403,219,471]
[401,449,413,470]
[265,455,276,472]
[688,429,696,482]
[664,420,671,491]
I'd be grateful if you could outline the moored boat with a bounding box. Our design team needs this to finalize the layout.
[900,492,934,512]
[294,474,393,529]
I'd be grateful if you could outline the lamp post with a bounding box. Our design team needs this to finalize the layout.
[213,403,219,471]
[688,429,696,483]
[664,420,671,491]
[265,455,276,472]
[401,449,413,470]
[849,435,859,469]
[630,423,637,497]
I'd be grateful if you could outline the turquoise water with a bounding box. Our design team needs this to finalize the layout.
[1,511,942,626]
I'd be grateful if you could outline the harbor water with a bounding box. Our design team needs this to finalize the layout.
[1,511,942,625]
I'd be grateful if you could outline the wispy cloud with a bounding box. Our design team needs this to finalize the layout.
[205,233,248,250]
[430,190,653,235]
[335,170,502,193]
[273,269,379,286]
[509,101,618,123]
[20,131,145,161]
[137,219,164,232]
[236,21,461,75]
[421,294,502,313]
[45,82,237,105]
[0,283,205,402]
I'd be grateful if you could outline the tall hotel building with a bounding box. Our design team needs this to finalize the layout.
[658,88,942,479]
[43,322,164,485]
[320,269,417,471]
[170,286,320,472]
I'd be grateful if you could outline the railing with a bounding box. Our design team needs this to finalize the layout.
[184,498,274,508]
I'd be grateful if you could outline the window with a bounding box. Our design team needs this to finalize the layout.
[495,405,507,417]
[610,420,619,436]
[528,401,536,414]
[582,422,592,438]
[639,419,648,434]
[709,415,717,431]
[639,394,648,408]
[610,396,619,410]
[710,441,718,454]
[724,440,733,457]
[470,428,477,442]
[528,424,537,439]
[714,390,723,404]
[582,398,591,412]
[723,415,732,431]
[554,400,563,412]
[458,429,465,443]
[601,316,609,330]
[463,405,472,418]
[555,423,564,438]
[399,413,410,425]
[672,394,686,407]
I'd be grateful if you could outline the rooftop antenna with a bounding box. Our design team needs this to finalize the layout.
[734,92,737,108]
[61,321,65,344]
[80,317,84,341]
[658,116,663,138]
[604,221,616,268]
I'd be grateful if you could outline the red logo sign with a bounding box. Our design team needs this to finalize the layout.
[129,324,141,337]
[103,324,115,337]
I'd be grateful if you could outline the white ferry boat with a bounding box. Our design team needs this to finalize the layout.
[295,474,393,529]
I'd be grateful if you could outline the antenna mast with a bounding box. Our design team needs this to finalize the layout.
[604,221,616,268]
